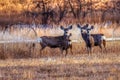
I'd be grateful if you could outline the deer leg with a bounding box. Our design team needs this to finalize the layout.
[103,40,107,53]
[69,45,73,54]
[70,49,73,55]
[40,46,46,56]
[29,43,36,57]
[87,47,90,54]
[60,48,64,56]
[65,49,68,57]
[32,43,36,53]
[99,45,103,53]
[86,45,91,54]
[90,47,92,54]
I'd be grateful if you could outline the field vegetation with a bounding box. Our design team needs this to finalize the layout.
[0,42,120,79]
[0,0,120,79]
[0,0,119,26]
[0,25,120,59]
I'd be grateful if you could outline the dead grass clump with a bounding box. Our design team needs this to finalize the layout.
[0,24,120,59]
[0,53,7,60]
[0,41,120,59]
[13,49,30,59]
[22,70,35,80]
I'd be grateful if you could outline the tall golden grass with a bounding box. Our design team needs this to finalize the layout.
[0,40,120,59]
[0,24,120,59]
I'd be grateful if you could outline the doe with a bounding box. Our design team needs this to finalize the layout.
[77,24,106,53]
[37,25,73,56]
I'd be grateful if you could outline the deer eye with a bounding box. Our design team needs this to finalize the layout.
[81,30,83,32]
[65,31,67,33]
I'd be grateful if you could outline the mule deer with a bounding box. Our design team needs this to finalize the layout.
[37,25,73,56]
[77,24,106,53]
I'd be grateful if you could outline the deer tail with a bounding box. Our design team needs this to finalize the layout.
[101,35,106,47]
[36,37,42,43]
[103,39,106,47]
[101,35,106,40]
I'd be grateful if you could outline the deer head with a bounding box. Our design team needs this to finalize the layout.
[60,25,72,36]
[77,24,94,34]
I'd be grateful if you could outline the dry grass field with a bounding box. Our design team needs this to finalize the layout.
[0,0,120,79]
[0,24,119,79]
[0,53,120,80]
[0,41,119,80]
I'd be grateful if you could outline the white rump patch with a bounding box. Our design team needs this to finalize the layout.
[68,41,72,45]
[101,36,106,40]
[36,38,42,42]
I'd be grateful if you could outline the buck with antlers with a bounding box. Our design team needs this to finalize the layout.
[77,24,106,53]
[37,25,73,56]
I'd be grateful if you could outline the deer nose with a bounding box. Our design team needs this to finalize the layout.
[65,32,68,34]
[82,30,87,34]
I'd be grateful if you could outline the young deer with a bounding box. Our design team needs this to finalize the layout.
[77,24,106,53]
[37,25,73,56]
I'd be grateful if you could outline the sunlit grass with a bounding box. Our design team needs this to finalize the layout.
[0,27,119,80]
[0,23,119,59]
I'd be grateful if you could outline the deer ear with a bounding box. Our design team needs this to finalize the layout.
[87,26,94,30]
[77,24,81,29]
[91,26,94,29]
[86,24,89,27]
[68,25,72,29]
[69,33,72,36]
[60,26,64,30]
[68,33,72,37]
[83,24,89,29]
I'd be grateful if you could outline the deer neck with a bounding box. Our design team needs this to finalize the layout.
[81,33,91,44]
